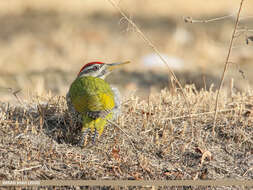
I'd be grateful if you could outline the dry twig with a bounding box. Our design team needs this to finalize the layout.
[106,0,194,137]
[107,119,138,152]
[184,14,234,23]
[213,0,245,136]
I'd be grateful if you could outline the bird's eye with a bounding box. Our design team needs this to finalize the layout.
[93,66,99,71]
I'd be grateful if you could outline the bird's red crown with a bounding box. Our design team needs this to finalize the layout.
[78,62,104,75]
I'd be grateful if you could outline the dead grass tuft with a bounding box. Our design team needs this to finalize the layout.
[0,85,252,181]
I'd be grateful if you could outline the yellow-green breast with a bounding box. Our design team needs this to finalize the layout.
[69,76,115,114]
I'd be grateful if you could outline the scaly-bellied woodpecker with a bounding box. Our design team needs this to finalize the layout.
[66,61,130,146]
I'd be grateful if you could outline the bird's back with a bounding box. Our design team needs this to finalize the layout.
[69,76,115,114]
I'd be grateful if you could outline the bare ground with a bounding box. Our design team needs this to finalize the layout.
[0,86,252,189]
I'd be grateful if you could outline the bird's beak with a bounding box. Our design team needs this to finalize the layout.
[107,61,130,71]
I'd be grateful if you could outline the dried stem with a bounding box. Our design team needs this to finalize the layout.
[184,14,234,23]
[165,108,237,121]
[212,0,245,135]
[107,120,139,152]
[106,0,194,136]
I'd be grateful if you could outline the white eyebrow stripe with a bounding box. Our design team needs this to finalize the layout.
[79,64,102,75]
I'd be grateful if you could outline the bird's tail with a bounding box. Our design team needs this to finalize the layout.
[80,116,107,146]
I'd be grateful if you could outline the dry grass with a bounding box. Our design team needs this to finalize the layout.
[0,86,252,186]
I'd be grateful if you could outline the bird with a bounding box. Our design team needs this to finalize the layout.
[66,61,130,146]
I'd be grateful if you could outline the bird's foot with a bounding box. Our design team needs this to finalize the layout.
[79,128,90,147]
[87,110,109,119]
[92,128,99,145]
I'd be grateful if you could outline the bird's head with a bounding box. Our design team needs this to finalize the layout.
[77,61,130,79]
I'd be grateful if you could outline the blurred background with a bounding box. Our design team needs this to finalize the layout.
[0,0,253,101]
